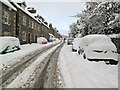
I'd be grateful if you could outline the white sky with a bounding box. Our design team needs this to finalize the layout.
[26,1,86,35]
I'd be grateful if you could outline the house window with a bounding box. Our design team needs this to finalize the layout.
[23,16,26,25]
[22,31,26,41]
[38,26,39,31]
[4,12,9,24]
[29,19,31,27]
[32,21,34,29]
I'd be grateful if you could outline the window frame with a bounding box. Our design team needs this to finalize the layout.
[22,31,26,41]
[23,16,27,26]
[4,12,9,24]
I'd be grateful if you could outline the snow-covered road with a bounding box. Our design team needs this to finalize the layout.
[58,43,118,88]
[7,43,61,88]
[0,40,61,88]
[0,41,60,72]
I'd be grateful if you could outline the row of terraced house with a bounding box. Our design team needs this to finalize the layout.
[0,0,62,44]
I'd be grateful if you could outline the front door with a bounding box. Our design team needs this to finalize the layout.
[28,33,31,44]
[35,35,37,43]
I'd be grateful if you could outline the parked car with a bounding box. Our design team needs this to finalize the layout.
[78,34,118,65]
[72,38,81,52]
[67,37,74,45]
[0,37,20,54]
[37,37,47,44]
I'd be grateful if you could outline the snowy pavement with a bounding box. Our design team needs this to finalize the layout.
[0,41,60,74]
[58,43,118,88]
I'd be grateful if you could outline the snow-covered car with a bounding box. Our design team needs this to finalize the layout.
[67,37,74,45]
[37,37,47,44]
[72,38,81,52]
[0,37,20,54]
[78,34,118,65]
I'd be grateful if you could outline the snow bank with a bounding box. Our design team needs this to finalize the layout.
[58,43,118,88]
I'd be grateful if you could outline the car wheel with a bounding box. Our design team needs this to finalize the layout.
[72,48,74,52]
[78,50,80,54]
[83,54,86,59]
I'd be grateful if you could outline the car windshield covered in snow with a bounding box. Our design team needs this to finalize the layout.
[78,34,118,65]
[0,37,20,54]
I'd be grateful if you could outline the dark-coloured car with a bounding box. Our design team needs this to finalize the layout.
[67,37,74,45]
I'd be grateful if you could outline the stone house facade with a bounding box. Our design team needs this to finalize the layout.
[0,1,16,37]
[0,0,62,44]
[11,1,42,44]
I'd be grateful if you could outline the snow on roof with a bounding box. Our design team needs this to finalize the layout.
[49,33,55,37]
[10,0,25,3]
[0,0,17,11]
[29,10,49,29]
[10,0,49,29]
[11,1,41,24]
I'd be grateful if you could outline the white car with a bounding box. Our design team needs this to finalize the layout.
[72,38,81,52]
[0,37,20,54]
[37,37,47,44]
[78,34,118,65]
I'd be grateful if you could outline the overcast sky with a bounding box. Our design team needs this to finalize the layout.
[26,1,86,35]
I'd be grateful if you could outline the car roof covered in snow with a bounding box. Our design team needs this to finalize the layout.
[88,39,117,51]
[79,34,111,47]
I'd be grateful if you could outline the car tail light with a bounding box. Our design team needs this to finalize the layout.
[93,50,103,53]
[42,42,44,44]
[45,42,47,44]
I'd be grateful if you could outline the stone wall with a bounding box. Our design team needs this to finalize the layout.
[1,4,16,37]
